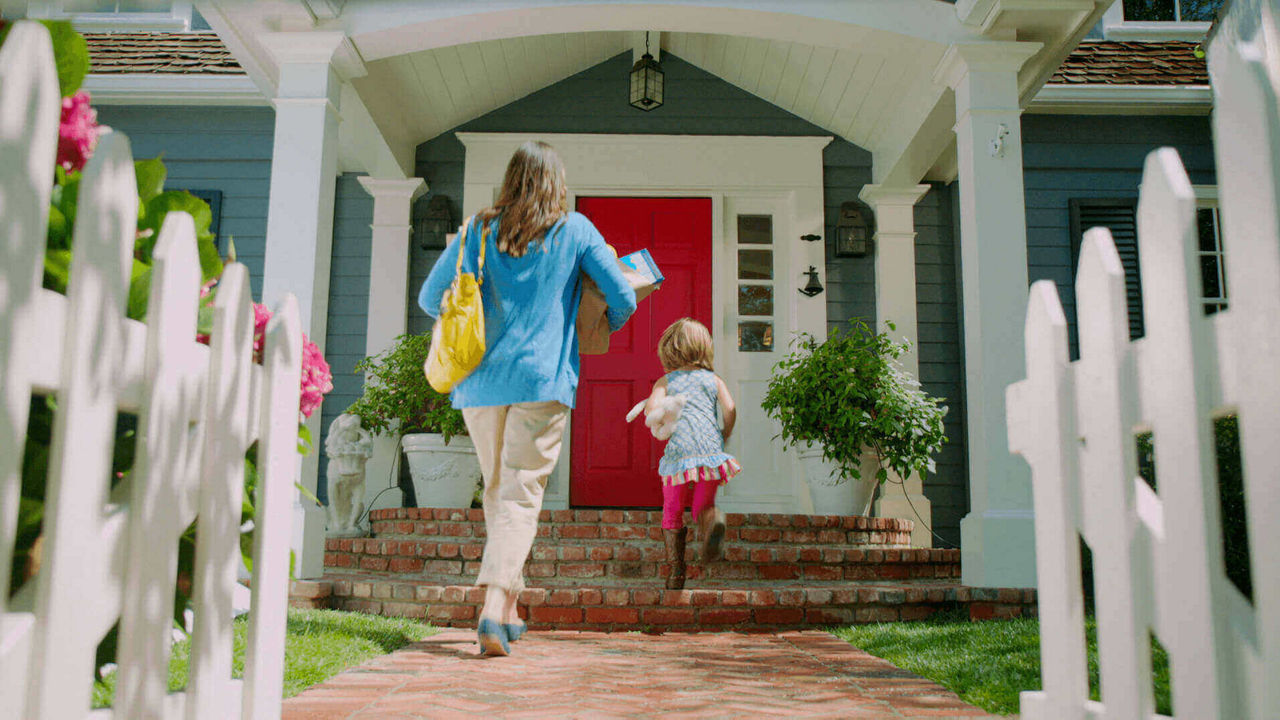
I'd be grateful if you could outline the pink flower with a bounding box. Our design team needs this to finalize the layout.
[299,334,333,420]
[194,280,334,420]
[57,91,102,173]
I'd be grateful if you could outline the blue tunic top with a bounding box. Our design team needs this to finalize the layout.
[658,369,738,479]
[418,212,636,409]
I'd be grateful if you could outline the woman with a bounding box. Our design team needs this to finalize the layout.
[418,141,636,656]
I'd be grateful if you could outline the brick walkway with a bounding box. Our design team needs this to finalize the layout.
[281,629,994,719]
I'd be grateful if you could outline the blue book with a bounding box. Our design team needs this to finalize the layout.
[618,249,664,292]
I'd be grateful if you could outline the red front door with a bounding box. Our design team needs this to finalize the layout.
[571,197,713,507]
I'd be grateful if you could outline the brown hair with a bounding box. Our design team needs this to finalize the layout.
[476,140,568,257]
[658,318,715,372]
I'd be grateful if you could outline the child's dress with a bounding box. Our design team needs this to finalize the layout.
[658,369,742,485]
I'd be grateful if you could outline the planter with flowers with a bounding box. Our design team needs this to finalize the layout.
[761,320,947,516]
[346,333,479,509]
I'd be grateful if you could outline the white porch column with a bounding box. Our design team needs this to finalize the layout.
[860,183,934,547]
[355,176,427,518]
[261,32,348,580]
[935,42,1041,588]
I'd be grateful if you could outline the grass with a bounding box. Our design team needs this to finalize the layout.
[831,611,1171,716]
[92,608,435,708]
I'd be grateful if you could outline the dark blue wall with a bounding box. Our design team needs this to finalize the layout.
[1021,113,1217,355]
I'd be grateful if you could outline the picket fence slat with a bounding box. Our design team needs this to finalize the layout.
[0,20,60,652]
[0,21,302,720]
[1014,3,1279,717]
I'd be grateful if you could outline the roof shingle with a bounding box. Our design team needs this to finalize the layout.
[1049,40,1208,85]
[84,32,242,74]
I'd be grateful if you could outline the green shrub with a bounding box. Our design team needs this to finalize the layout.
[346,333,466,441]
[761,319,947,484]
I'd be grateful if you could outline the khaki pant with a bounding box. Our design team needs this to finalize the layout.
[462,400,570,594]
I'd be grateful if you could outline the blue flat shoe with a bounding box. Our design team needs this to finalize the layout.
[502,621,527,643]
[477,618,510,657]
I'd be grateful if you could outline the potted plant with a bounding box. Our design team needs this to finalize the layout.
[347,332,480,509]
[761,320,947,516]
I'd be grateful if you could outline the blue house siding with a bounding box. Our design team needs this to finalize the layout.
[93,106,275,298]
[316,174,376,502]
[912,182,966,546]
[1021,114,1217,355]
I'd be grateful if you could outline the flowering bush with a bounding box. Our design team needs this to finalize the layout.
[57,90,102,172]
[197,279,333,421]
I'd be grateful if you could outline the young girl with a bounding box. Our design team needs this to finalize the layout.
[646,318,741,590]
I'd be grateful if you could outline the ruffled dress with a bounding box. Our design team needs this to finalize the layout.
[658,369,743,486]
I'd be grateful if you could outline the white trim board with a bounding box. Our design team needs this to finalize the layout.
[82,74,267,106]
[454,132,832,514]
[1028,84,1213,114]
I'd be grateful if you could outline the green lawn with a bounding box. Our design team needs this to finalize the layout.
[93,608,435,708]
[831,612,1171,716]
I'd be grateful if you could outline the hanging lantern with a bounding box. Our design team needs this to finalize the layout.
[629,32,664,111]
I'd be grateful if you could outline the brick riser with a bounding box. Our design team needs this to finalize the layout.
[324,542,961,584]
[367,507,916,547]
[313,576,1037,631]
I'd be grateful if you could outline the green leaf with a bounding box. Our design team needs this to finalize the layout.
[197,231,224,283]
[43,250,73,293]
[295,481,321,507]
[138,190,215,264]
[297,423,314,455]
[126,261,152,321]
[47,204,69,250]
[134,157,167,203]
[197,302,216,338]
[38,21,90,97]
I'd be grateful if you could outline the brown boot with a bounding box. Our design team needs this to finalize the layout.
[697,506,726,562]
[664,528,687,589]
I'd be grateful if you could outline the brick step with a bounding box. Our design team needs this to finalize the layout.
[369,508,914,547]
[296,574,1037,631]
[324,540,959,584]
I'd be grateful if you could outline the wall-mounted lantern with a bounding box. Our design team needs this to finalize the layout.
[419,194,453,249]
[798,266,824,297]
[630,32,664,111]
[834,200,874,258]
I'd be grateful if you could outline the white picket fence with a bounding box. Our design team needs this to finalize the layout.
[1009,2,1280,719]
[0,22,302,720]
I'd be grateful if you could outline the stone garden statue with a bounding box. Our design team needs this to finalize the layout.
[325,413,373,536]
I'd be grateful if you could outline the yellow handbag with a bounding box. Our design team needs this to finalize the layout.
[424,217,488,393]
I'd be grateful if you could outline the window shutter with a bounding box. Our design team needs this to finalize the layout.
[1070,198,1144,340]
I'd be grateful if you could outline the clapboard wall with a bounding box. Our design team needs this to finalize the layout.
[1021,113,1218,356]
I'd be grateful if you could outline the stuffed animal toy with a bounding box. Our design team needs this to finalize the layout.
[626,394,687,441]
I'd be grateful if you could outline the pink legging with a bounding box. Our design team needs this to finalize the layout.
[661,480,722,530]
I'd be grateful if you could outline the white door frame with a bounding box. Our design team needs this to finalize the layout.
[455,132,832,513]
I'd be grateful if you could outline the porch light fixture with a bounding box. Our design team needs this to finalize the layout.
[629,32,664,111]
[799,266,824,297]
[834,200,874,258]
[420,194,453,249]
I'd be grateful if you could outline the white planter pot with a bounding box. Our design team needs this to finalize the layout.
[401,433,482,509]
[798,448,878,516]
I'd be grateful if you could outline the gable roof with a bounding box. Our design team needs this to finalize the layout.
[85,32,242,74]
[1049,41,1208,85]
